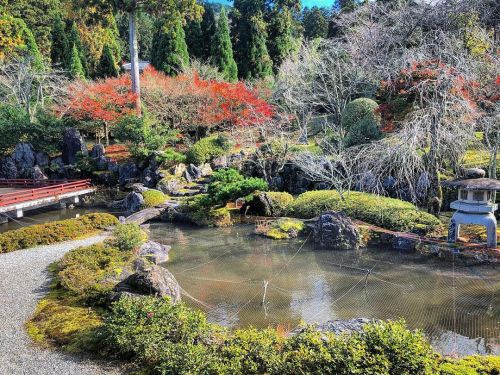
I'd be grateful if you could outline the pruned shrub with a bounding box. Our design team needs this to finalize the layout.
[438,355,500,375]
[245,191,294,217]
[112,223,147,252]
[186,135,231,165]
[142,189,167,208]
[0,213,118,253]
[341,98,381,146]
[287,190,440,233]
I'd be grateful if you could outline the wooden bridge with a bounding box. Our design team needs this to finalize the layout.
[0,179,94,222]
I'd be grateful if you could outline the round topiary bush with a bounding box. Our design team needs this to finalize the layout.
[142,189,167,208]
[186,135,231,165]
[341,98,382,146]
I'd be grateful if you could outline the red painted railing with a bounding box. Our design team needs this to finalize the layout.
[0,179,92,207]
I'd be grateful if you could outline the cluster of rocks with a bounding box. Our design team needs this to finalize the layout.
[0,143,50,180]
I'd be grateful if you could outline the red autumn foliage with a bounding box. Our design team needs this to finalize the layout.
[63,75,138,124]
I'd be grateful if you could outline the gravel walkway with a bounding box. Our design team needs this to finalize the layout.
[0,234,126,375]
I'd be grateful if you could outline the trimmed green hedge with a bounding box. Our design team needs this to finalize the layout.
[186,135,231,165]
[287,190,441,233]
[143,189,167,208]
[0,213,118,253]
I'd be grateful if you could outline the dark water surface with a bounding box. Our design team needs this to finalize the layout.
[150,222,500,356]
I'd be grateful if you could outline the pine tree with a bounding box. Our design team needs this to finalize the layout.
[67,22,88,77]
[69,43,85,79]
[212,8,238,82]
[302,7,329,40]
[200,4,217,60]
[97,44,119,78]
[151,16,189,76]
[50,14,68,66]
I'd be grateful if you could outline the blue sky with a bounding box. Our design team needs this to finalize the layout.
[207,0,335,8]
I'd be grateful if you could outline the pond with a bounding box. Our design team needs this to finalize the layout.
[150,222,500,357]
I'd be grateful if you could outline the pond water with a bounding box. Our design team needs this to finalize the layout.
[150,222,500,356]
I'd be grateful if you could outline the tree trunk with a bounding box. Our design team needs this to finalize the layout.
[128,11,141,115]
[427,114,442,216]
[104,121,109,146]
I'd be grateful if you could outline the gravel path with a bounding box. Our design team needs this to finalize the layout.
[0,234,126,375]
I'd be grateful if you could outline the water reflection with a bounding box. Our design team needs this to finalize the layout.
[151,223,500,355]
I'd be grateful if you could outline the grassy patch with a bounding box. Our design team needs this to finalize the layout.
[287,190,441,233]
[0,213,118,253]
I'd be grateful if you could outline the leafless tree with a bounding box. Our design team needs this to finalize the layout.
[0,58,68,122]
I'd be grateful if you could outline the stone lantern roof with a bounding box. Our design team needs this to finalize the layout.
[441,178,500,191]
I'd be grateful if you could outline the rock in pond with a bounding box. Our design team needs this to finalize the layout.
[112,191,144,213]
[138,241,171,264]
[313,211,361,250]
[315,318,372,335]
[111,259,181,303]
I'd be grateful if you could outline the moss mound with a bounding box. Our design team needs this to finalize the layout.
[287,190,440,233]
[186,135,231,165]
[261,218,305,239]
[143,189,168,208]
[0,213,119,253]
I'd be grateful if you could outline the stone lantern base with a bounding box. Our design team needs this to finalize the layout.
[447,211,497,248]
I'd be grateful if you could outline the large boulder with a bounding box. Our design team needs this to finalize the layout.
[62,128,87,165]
[124,192,144,213]
[111,259,181,302]
[12,143,35,173]
[0,157,18,179]
[119,162,140,186]
[138,241,171,264]
[173,163,187,177]
[200,163,213,177]
[90,144,105,158]
[313,211,361,250]
[35,152,49,167]
[157,176,184,195]
[188,164,202,180]
[31,165,48,180]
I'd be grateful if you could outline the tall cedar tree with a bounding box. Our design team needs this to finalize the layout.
[50,14,67,67]
[69,43,85,79]
[267,6,296,73]
[24,26,44,71]
[185,17,204,59]
[97,44,119,78]
[200,4,217,60]
[302,7,329,40]
[232,0,273,79]
[67,22,88,77]
[151,16,190,76]
[212,8,238,82]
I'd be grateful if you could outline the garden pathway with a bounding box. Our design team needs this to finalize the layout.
[0,234,126,375]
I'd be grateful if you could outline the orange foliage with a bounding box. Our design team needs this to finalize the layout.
[63,75,138,124]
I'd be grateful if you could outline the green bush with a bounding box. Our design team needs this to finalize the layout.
[142,189,167,208]
[341,98,381,146]
[0,213,119,253]
[156,149,187,168]
[186,135,231,165]
[212,167,245,184]
[99,297,440,375]
[438,355,500,375]
[56,242,134,304]
[100,296,218,362]
[111,223,147,252]
[287,190,441,233]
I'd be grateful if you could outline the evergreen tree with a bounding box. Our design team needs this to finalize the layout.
[69,43,85,79]
[302,7,329,40]
[200,4,217,60]
[185,18,204,59]
[24,27,44,71]
[97,44,119,78]
[50,14,68,66]
[267,6,296,73]
[67,22,88,77]
[232,0,273,79]
[212,8,238,82]
[151,16,189,76]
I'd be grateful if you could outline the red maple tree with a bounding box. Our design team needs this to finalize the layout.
[63,75,138,144]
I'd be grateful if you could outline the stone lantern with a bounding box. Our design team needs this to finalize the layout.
[442,178,500,248]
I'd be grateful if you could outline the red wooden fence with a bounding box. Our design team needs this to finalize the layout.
[0,179,92,207]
